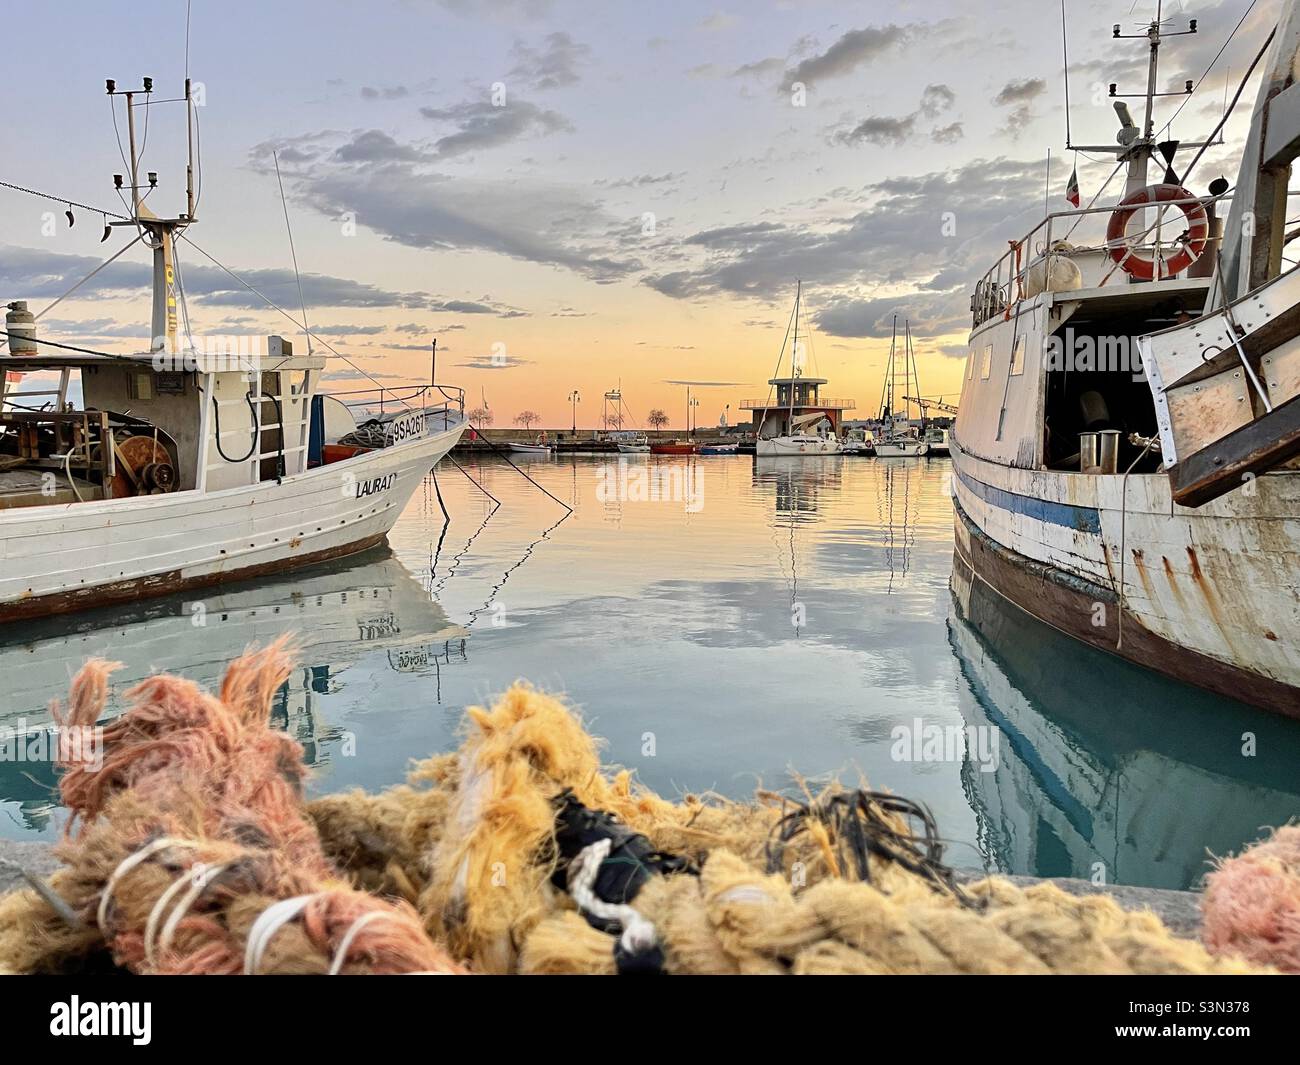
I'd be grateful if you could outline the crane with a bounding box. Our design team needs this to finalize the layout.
[902,395,958,416]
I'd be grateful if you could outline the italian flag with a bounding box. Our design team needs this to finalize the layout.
[1066,166,1081,208]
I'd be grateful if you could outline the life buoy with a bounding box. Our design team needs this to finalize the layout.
[1106,184,1208,281]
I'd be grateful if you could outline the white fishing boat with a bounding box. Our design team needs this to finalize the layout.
[608,430,651,454]
[743,282,852,457]
[950,4,1300,717]
[0,75,465,623]
[840,427,875,456]
[875,433,930,459]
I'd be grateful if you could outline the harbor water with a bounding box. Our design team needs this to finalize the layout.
[2,453,1297,891]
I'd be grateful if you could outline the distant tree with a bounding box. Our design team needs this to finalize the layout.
[514,410,541,431]
[469,406,493,426]
[601,412,624,430]
[646,409,669,430]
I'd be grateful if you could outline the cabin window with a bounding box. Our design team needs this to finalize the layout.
[980,345,993,380]
[1009,334,1026,376]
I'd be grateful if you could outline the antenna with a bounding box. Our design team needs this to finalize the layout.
[1066,1,1205,196]
[273,150,311,355]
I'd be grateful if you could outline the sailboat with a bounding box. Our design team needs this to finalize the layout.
[0,72,465,622]
[874,318,930,458]
[743,282,852,456]
[950,3,1300,717]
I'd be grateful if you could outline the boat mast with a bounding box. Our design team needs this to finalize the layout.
[1066,1,1202,198]
[106,76,198,356]
[788,280,800,430]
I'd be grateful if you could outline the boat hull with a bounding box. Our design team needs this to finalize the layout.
[950,436,1300,718]
[0,419,465,622]
[756,436,842,457]
[875,441,930,458]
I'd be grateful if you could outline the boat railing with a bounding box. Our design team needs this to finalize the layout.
[324,383,466,432]
[738,397,857,410]
[971,194,1224,328]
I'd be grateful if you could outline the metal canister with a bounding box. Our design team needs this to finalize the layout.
[1098,429,1121,474]
[1079,432,1099,472]
[5,301,37,356]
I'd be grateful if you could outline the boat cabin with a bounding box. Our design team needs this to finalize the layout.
[741,376,854,440]
[0,331,325,508]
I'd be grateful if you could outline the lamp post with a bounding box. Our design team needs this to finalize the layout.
[689,397,700,436]
[568,390,580,434]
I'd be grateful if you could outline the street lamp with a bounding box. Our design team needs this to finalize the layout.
[568,390,580,434]
[689,397,700,436]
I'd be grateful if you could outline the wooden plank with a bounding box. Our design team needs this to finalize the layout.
[1169,393,1300,507]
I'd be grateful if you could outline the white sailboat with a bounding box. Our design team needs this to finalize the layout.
[0,74,465,623]
[744,282,852,457]
[874,318,930,457]
[950,3,1300,717]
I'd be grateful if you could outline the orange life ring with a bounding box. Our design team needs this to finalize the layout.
[1105,184,1208,281]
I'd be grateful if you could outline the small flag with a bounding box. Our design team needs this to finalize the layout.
[1066,166,1081,208]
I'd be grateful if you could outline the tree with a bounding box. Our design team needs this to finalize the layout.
[646,409,669,430]
[468,406,493,426]
[601,412,624,430]
[514,410,541,431]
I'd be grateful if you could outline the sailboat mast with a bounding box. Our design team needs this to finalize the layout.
[788,280,800,427]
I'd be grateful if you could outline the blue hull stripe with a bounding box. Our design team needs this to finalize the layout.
[954,464,1102,534]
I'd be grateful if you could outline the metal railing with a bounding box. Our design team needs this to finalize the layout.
[971,194,1225,329]
[738,397,857,410]
[323,382,466,433]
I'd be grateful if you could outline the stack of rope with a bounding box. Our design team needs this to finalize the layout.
[0,639,461,975]
[0,651,1278,976]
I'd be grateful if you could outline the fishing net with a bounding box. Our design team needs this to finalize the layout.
[0,648,1273,976]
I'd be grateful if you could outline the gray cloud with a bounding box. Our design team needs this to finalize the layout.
[835,114,916,147]
[931,122,964,144]
[419,99,572,157]
[781,25,913,89]
[919,83,956,117]
[333,130,425,164]
[361,85,410,100]
[508,31,591,91]
[641,156,1045,333]
[994,77,1046,106]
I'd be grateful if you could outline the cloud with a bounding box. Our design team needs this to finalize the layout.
[333,130,426,164]
[456,354,534,369]
[0,244,523,319]
[835,114,916,147]
[931,122,964,144]
[994,78,1046,106]
[993,78,1047,140]
[360,85,410,100]
[919,83,956,117]
[640,156,1046,331]
[419,99,572,157]
[781,25,913,89]
[813,292,970,339]
[508,31,591,90]
[595,172,683,189]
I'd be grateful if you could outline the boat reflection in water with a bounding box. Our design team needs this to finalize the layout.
[0,547,465,831]
[950,562,1300,890]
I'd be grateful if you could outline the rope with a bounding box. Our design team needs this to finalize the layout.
[566,838,659,957]
[0,179,130,221]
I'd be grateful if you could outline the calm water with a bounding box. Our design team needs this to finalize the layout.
[2,454,1298,890]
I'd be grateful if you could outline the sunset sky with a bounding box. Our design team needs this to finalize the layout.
[0,0,1278,429]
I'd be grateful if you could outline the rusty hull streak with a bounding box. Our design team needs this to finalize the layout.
[953,499,1300,719]
[0,532,389,623]
[1184,545,1243,660]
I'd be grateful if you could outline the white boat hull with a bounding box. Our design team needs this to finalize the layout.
[875,440,930,458]
[756,435,842,457]
[950,435,1300,716]
[0,417,465,621]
